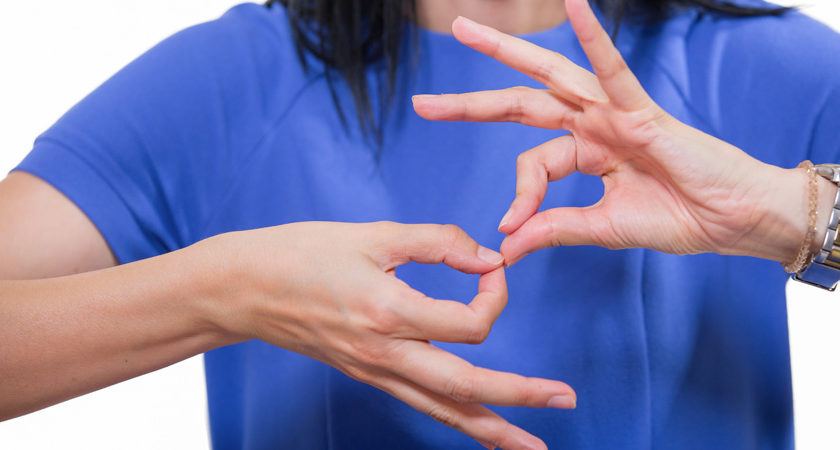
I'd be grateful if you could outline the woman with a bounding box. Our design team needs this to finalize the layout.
[1,0,838,448]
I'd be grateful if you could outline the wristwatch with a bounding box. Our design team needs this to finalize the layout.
[794,164,840,290]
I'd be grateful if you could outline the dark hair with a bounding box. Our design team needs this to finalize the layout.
[267,0,790,140]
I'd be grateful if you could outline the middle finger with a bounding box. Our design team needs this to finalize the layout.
[451,16,608,104]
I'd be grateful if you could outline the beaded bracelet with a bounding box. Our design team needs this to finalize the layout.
[782,160,819,274]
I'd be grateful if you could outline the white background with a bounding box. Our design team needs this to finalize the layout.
[0,1,838,449]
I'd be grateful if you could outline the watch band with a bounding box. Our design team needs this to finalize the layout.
[794,164,840,290]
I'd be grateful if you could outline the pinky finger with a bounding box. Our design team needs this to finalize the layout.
[376,374,547,450]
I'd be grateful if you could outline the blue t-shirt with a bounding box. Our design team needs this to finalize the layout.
[15,2,840,448]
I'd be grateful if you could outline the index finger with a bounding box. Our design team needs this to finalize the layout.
[451,16,608,105]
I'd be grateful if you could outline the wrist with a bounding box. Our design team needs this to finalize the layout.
[746,164,836,263]
[180,233,254,346]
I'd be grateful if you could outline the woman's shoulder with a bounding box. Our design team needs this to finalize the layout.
[149,2,312,91]
[633,2,840,93]
[687,5,840,77]
[41,2,319,168]
[628,5,840,163]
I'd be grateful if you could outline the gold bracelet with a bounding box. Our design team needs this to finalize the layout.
[783,160,819,274]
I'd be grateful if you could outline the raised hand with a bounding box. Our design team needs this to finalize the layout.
[204,222,574,449]
[413,0,815,265]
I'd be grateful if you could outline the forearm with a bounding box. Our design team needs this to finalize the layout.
[0,242,234,421]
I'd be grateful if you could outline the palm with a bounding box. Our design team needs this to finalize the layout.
[570,110,703,253]
[414,0,768,262]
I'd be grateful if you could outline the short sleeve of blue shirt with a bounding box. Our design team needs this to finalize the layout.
[14,4,310,263]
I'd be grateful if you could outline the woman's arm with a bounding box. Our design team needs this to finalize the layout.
[0,172,572,450]
[0,241,228,420]
[413,0,837,266]
[0,172,118,278]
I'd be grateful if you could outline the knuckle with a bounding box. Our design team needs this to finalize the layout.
[534,57,568,84]
[341,363,372,384]
[534,61,560,83]
[349,339,390,368]
[510,85,531,94]
[368,221,400,245]
[537,212,559,238]
[599,56,629,81]
[439,224,466,246]
[516,149,539,171]
[374,220,400,235]
[445,373,479,403]
[506,88,527,122]
[426,404,458,428]
[352,344,382,368]
[465,319,492,345]
[586,213,621,249]
[365,302,402,336]
[491,423,523,450]
[515,151,529,168]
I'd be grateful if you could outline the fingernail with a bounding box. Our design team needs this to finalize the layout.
[456,15,477,27]
[547,394,576,409]
[498,209,513,232]
[477,246,504,265]
[505,252,528,267]
[454,16,481,35]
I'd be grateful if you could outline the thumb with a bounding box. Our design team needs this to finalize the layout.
[500,206,612,265]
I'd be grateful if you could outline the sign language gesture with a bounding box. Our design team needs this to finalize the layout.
[207,222,574,450]
[414,0,814,265]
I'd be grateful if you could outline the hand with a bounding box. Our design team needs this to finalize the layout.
[200,221,574,450]
[413,0,823,265]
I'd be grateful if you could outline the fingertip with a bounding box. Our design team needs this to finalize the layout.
[499,236,527,267]
[496,427,547,450]
[451,15,485,47]
[566,0,593,21]
[547,393,577,409]
[478,265,506,288]
[411,94,435,117]
[497,208,513,233]
[497,213,528,236]
[412,94,460,121]
[504,253,526,268]
[451,15,473,34]
[412,94,435,105]
[498,199,539,235]
[477,246,504,266]
[520,434,549,450]
[566,0,599,42]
